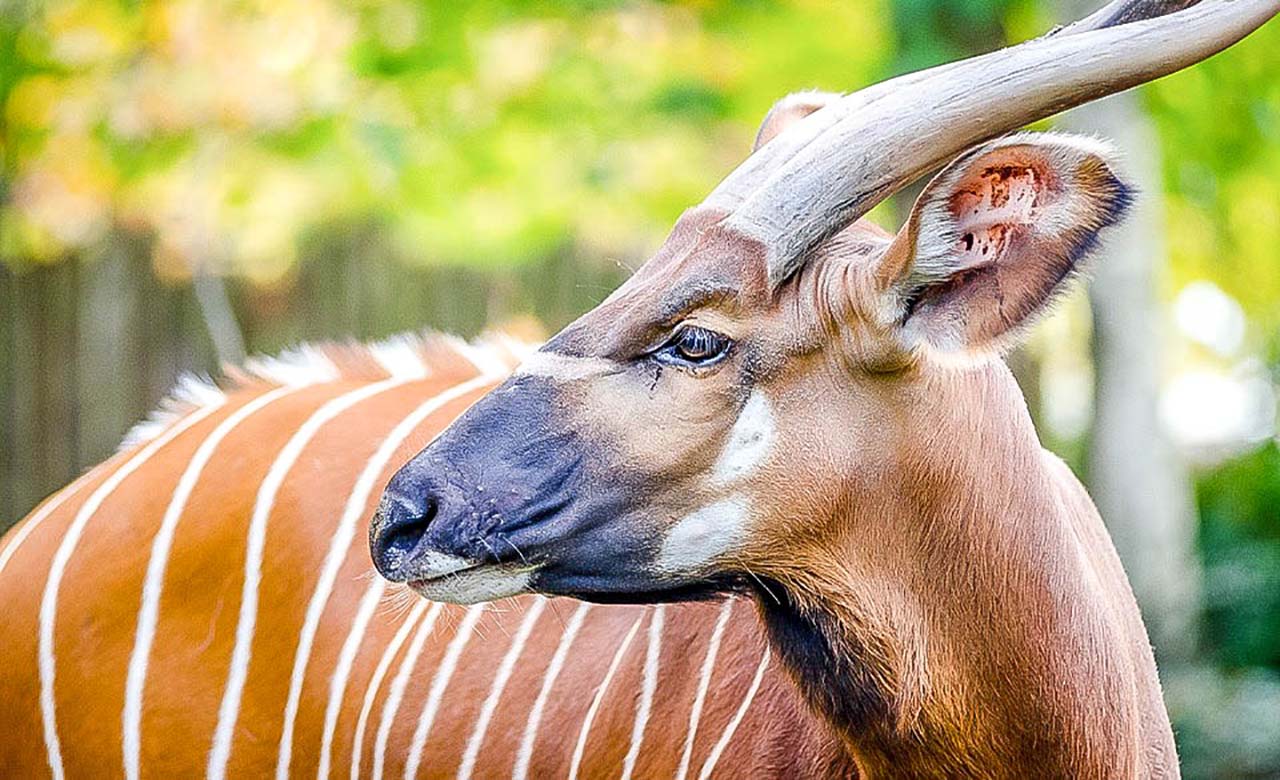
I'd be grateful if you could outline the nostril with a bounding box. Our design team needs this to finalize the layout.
[372,493,439,577]
[384,496,437,556]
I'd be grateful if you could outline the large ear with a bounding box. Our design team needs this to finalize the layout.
[879,132,1133,353]
[753,90,841,151]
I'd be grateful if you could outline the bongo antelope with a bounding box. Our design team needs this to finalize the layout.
[2,0,1275,777]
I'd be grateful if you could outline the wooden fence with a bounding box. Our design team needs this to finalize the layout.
[0,235,626,530]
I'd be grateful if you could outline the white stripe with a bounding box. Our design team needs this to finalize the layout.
[349,598,430,780]
[567,614,644,780]
[511,601,592,780]
[208,378,408,780]
[39,401,224,780]
[123,385,299,780]
[276,376,493,780]
[674,599,735,780]
[371,601,445,780]
[455,597,548,780]
[620,605,665,780]
[403,603,488,780]
[696,646,771,780]
[0,463,102,578]
[316,578,386,780]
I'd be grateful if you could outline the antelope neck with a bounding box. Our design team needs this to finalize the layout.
[756,363,1145,778]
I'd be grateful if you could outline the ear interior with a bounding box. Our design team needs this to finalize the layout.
[888,133,1133,352]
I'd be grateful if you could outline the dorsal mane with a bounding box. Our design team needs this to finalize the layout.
[119,331,534,452]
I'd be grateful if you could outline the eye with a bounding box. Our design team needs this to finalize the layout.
[654,325,733,369]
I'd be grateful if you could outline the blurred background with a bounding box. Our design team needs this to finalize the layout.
[0,1,1276,774]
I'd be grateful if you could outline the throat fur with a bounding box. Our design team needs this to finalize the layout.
[754,579,902,741]
[754,579,999,778]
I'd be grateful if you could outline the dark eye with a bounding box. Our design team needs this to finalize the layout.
[654,326,733,369]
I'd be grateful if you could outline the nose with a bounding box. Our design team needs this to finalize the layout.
[369,490,438,580]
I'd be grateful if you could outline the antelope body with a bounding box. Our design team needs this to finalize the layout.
[3,1,1277,777]
[0,342,842,778]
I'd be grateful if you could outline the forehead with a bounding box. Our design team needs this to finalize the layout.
[546,208,772,358]
[543,210,896,360]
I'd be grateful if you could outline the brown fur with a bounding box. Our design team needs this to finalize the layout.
[3,110,1177,780]
[444,129,1174,776]
[0,338,851,778]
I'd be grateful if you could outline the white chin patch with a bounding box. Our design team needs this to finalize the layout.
[711,390,775,486]
[410,564,535,605]
[657,496,750,574]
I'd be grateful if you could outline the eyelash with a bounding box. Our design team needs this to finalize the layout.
[652,325,733,369]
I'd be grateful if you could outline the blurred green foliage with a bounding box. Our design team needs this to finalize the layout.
[1,0,893,281]
[3,0,1277,329]
[1199,441,1280,669]
[1147,29,1280,334]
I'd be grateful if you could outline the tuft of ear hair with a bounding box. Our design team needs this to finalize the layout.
[753,90,842,152]
[881,132,1134,354]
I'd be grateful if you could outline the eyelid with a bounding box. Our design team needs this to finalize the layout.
[651,325,733,371]
[679,326,722,355]
[661,322,714,351]
[640,320,695,355]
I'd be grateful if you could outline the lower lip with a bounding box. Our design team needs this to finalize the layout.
[407,560,542,589]
[406,562,539,604]
[408,565,482,588]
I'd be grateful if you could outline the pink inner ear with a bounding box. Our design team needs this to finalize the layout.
[950,165,1042,267]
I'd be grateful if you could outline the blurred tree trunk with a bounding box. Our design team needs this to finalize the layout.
[1058,0,1201,664]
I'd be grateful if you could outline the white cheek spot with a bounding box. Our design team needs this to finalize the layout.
[711,390,775,486]
[656,496,750,574]
[514,352,620,382]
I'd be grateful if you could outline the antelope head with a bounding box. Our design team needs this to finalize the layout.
[370,2,1272,608]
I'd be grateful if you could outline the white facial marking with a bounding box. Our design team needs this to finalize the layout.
[514,351,620,382]
[711,390,775,486]
[410,564,535,604]
[412,549,476,578]
[657,496,750,574]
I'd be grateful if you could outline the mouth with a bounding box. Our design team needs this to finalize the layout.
[407,561,540,604]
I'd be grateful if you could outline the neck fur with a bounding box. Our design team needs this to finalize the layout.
[755,360,1165,777]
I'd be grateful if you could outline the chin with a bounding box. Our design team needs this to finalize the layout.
[529,567,749,605]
